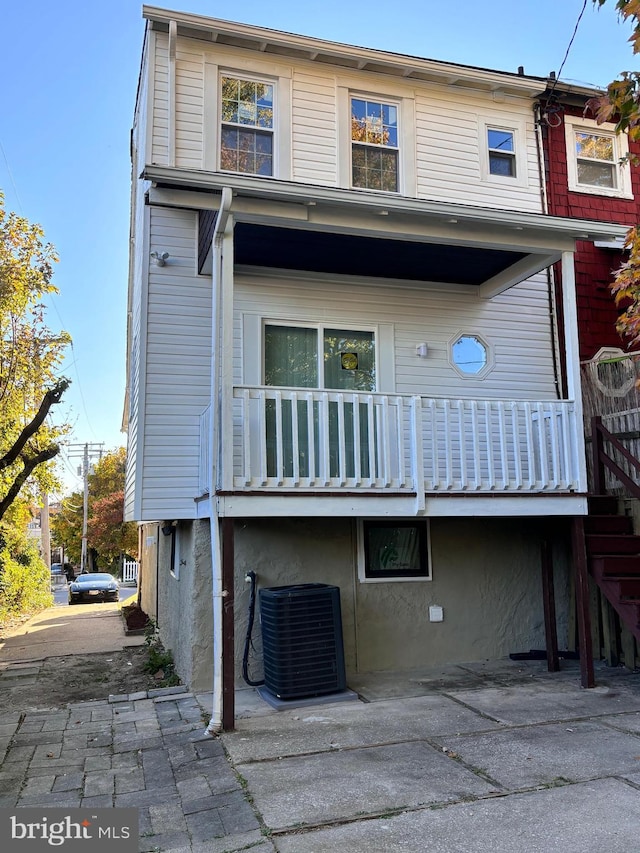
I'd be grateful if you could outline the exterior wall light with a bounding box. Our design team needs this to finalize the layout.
[416,343,429,358]
[151,251,169,266]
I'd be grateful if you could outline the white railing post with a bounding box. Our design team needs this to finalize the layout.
[231,387,581,495]
[410,396,425,512]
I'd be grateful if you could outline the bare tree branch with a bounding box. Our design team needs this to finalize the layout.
[0,445,60,521]
[0,378,69,472]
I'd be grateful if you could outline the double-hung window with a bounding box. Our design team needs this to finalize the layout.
[351,97,399,192]
[487,128,516,177]
[564,117,632,198]
[220,76,274,176]
[478,117,526,186]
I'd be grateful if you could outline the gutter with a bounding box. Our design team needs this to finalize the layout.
[206,187,233,735]
[142,165,630,243]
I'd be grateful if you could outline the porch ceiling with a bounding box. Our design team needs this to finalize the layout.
[234,223,526,286]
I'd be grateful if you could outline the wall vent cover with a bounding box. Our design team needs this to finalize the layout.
[259,583,346,700]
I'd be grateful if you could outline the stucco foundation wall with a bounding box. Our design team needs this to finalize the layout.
[156,520,214,693]
[233,517,571,684]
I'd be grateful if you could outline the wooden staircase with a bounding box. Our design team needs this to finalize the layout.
[585,495,640,646]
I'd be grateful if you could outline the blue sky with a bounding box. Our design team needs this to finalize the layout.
[1,0,636,494]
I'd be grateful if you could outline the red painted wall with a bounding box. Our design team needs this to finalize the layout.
[542,104,640,361]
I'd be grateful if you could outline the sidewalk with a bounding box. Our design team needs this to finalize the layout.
[0,658,639,852]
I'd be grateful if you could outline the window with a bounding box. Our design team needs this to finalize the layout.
[590,347,636,398]
[575,131,616,188]
[450,333,492,378]
[359,520,431,582]
[487,128,515,177]
[351,97,399,192]
[565,117,632,198]
[220,76,274,176]
[478,117,526,186]
[264,324,376,391]
[264,324,376,479]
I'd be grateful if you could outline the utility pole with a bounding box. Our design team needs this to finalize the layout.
[65,442,104,572]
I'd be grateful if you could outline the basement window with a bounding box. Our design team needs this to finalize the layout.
[358,520,431,582]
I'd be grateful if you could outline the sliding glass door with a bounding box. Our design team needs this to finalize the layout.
[264,324,376,479]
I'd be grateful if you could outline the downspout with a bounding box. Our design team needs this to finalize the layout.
[534,100,562,399]
[206,187,233,735]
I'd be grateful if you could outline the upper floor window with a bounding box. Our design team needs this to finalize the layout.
[351,97,399,192]
[564,117,632,198]
[487,128,515,177]
[478,117,526,187]
[220,76,274,176]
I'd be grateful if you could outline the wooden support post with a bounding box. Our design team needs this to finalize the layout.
[601,596,620,668]
[221,518,235,731]
[571,516,595,688]
[591,416,605,495]
[621,625,637,672]
[541,539,560,672]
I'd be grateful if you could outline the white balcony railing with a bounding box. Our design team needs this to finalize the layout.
[214,387,581,495]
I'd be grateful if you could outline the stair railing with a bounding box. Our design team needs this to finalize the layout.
[591,415,640,499]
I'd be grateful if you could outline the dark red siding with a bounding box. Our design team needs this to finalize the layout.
[542,103,640,361]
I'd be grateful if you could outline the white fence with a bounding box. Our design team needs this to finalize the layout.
[223,387,581,494]
[122,559,139,585]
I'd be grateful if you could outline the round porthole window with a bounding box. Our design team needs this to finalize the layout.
[451,334,489,376]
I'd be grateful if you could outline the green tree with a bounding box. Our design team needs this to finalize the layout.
[51,448,138,573]
[0,192,70,520]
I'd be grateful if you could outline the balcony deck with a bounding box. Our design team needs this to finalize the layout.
[200,388,587,518]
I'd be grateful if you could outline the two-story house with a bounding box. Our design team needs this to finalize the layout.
[124,7,627,729]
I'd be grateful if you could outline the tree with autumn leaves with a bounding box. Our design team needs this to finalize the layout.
[52,447,138,573]
[0,193,71,623]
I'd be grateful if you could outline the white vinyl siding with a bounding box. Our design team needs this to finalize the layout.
[139,207,212,520]
[147,35,543,210]
[415,90,540,210]
[234,272,557,400]
[151,32,169,164]
[175,49,205,170]
[291,71,337,184]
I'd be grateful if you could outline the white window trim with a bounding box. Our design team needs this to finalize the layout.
[448,330,494,380]
[357,519,432,583]
[217,70,279,179]
[478,116,528,187]
[337,85,416,196]
[261,320,379,390]
[564,116,632,199]
[204,63,291,177]
[243,309,395,393]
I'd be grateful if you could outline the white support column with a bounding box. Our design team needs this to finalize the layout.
[220,216,235,492]
[206,189,233,735]
[561,250,588,495]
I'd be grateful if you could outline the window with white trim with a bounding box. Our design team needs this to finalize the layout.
[220,76,274,176]
[564,117,632,198]
[351,97,399,192]
[478,117,526,187]
[487,128,516,177]
[358,520,431,582]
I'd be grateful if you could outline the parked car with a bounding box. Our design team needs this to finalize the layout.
[51,562,76,581]
[68,572,120,605]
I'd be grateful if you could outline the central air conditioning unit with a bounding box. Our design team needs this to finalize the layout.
[259,583,346,700]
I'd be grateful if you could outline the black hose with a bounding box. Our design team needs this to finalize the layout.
[242,570,265,686]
